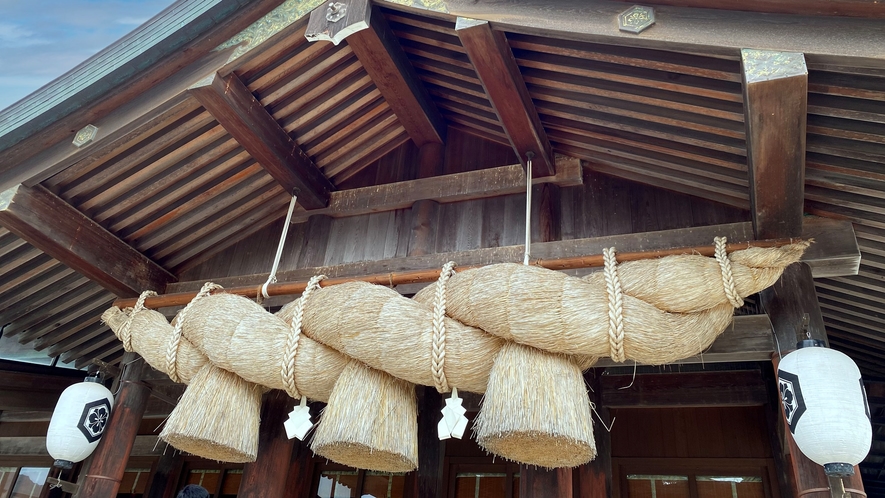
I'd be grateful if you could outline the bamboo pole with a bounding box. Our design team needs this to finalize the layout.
[113,238,799,309]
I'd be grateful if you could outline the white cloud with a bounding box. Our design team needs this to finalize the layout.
[0,22,50,47]
[115,16,149,26]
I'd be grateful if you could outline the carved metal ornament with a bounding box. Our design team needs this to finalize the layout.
[618,5,655,34]
[326,2,347,22]
[72,124,98,147]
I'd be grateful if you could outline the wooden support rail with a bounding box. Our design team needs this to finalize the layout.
[114,237,800,309]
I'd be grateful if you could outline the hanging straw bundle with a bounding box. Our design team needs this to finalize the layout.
[583,239,811,313]
[160,363,264,463]
[311,360,418,472]
[102,303,265,462]
[102,305,207,383]
[426,262,735,364]
[177,292,349,401]
[296,281,503,393]
[474,342,596,468]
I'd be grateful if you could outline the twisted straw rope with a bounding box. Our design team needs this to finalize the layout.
[282,274,326,399]
[166,282,222,383]
[714,236,744,308]
[120,290,157,352]
[603,247,626,363]
[432,261,457,393]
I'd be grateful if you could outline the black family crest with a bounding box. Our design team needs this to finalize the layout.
[778,370,806,434]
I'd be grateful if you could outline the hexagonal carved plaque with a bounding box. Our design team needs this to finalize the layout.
[619,5,655,34]
[72,124,98,147]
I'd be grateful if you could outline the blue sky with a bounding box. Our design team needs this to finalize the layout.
[0,0,174,111]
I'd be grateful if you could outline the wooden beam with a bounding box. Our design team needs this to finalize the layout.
[289,155,582,223]
[602,370,769,408]
[0,435,166,457]
[189,72,333,209]
[595,314,774,367]
[456,18,555,177]
[0,369,83,411]
[741,49,808,239]
[0,184,175,298]
[306,1,446,146]
[161,215,858,298]
[379,0,885,70]
[609,0,885,18]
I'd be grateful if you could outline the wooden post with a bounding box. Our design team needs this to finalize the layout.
[284,438,314,498]
[143,449,182,498]
[574,369,611,497]
[741,49,807,240]
[239,390,296,498]
[764,263,866,497]
[411,387,445,498]
[520,466,573,498]
[75,352,151,498]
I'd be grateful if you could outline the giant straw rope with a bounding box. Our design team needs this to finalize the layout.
[102,239,809,469]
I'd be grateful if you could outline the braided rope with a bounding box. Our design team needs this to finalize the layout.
[166,282,221,383]
[432,261,457,393]
[714,237,744,308]
[120,290,157,352]
[603,247,626,363]
[281,274,326,399]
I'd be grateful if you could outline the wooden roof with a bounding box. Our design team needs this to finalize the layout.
[1,0,885,487]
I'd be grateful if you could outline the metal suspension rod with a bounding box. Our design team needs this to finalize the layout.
[113,237,800,310]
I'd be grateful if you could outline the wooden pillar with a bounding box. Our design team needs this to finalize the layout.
[75,352,151,498]
[284,437,314,498]
[574,369,611,497]
[239,390,296,498]
[143,448,183,498]
[520,466,573,498]
[411,387,445,498]
[741,49,807,240]
[764,264,866,497]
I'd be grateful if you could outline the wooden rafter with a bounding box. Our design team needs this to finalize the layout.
[189,72,334,209]
[0,184,175,297]
[456,18,555,177]
[305,0,446,147]
[741,49,808,240]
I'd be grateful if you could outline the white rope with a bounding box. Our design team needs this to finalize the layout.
[120,290,157,352]
[262,194,299,299]
[282,274,326,399]
[714,236,744,308]
[524,152,534,266]
[166,282,221,383]
[603,247,626,363]
[432,261,456,393]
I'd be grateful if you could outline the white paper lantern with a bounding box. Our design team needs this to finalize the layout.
[46,376,114,468]
[778,341,872,476]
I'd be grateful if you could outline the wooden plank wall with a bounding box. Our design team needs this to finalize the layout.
[179,132,748,282]
[611,406,771,459]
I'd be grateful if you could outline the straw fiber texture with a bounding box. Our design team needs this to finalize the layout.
[475,342,596,468]
[102,306,207,384]
[105,241,807,468]
[311,360,418,472]
[160,362,263,463]
[292,281,503,393]
[179,292,348,402]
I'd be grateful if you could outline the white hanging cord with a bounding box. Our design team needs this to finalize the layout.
[523,152,534,266]
[262,194,299,299]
